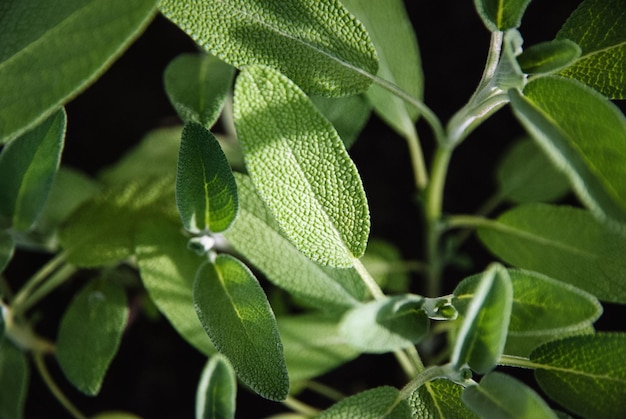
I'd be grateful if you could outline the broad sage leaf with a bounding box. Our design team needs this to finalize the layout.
[159,0,378,97]
[556,0,626,99]
[477,204,626,303]
[409,379,478,419]
[530,333,626,419]
[510,76,626,226]
[319,386,412,419]
[0,109,65,231]
[0,0,157,143]
[0,231,14,274]
[56,277,128,395]
[474,0,532,31]
[176,123,238,234]
[193,254,289,401]
[310,94,371,149]
[517,39,581,75]
[0,340,29,419]
[233,65,370,267]
[164,53,234,129]
[462,372,557,419]
[451,264,513,374]
[196,354,236,419]
[504,323,595,358]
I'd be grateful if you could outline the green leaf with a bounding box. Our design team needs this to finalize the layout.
[223,173,368,312]
[360,239,410,293]
[0,340,29,419]
[319,386,411,419]
[339,294,429,353]
[278,313,360,384]
[309,95,371,149]
[0,0,157,143]
[496,138,570,204]
[517,40,581,75]
[233,65,370,267]
[504,324,595,358]
[0,109,65,231]
[451,264,513,374]
[176,123,238,234]
[530,333,626,419]
[509,76,626,226]
[556,0,626,99]
[474,0,532,31]
[477,203,626,303]
[462,372,557,419]
[56,277,128,395]
[340,0,423,141]
[0,230,14,274]
[409,379,478,419]
[164,53,234,129]
[159,0,378,97]
[196,354,236,419]
[193,254,289,401]
[135,219,214,355]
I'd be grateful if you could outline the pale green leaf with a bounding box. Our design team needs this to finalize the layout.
[409,379,478,419]
[451,264,513,374]
[159,0,378,96]
[176,123,238,233]
[530,333,626,419]
[135,219,214,356]
[0,109,65,231]
[0,0,157,143]
[196,354,236,419]
[462,372,557,419]
[477,204,626,303]
[309,94,371,148]
[56,278,128,395]
[164,53,234,129]
[0,230,13,274]
[517,39,581,75]
[193,254,289,401]
[0,340,29,419]
[556,0,626,99]
[496,138,570,204]
[319,386,411,419]
[339,294,429,353]
[223,173,368,312]
[233,65,370,267]
[509,76,626,226]
[474,0,532,31]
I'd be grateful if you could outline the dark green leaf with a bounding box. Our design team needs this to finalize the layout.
[56,278,128,395]
[193,254,289,401]
[517,39,581,75]
[0,0,157,143]
[196,354,236,419]
[0,109,65,231]
[159,0,378,96]
[0,340,29,419]
[474,0,532,31]
[504,324,595,358]
[319,386,412,419]
[0,230,14,274]
[409,379,478,419]
[309,95,371,148]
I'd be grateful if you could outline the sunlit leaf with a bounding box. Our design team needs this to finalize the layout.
[474,0,532,31]
[517,39,581,75]
[319,386,412,418]
[409,379,478,419]
[0,340,29,419]
[196,354,236,419]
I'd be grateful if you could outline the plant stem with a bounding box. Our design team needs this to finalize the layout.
[282,395,320,417]
[444,214,498,231]
[14,263,77,317]
[499,354,537,369]
[353,258,385,300]
[405,129,429,191]
[11,252,68,315]
[305,381,345,402]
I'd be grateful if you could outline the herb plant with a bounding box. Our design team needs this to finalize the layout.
[1,0,625,418]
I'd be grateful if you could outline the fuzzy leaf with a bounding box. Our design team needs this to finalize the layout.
[159,0,378,97]
[164,53,234,129]
[0,0,157,143]
[193,254,289,401]
[477,204,626,303]
[0,340,29,419]
[0,231,13,274]
[503,324,595,358]
[233,65,370,267]
[0,109,65,231]
[462,372,557,419]
[509,76,626,226]
[409,379,478,419]
[196,354,237,419]
[56,278,128,395]
[319,386,412,419]
[176,123,238,233]
[474,0,532,31]
[530,333,626,418]
[556,0,626,99]
[517,39,581,75]
[310,95,371,149]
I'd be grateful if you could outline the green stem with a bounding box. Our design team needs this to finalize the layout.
[405,129,429,191]
[305,381,345,402]
[11,252,67,314]
[353,258,385,300]
[13,263,77,317]
[282,395,320,417]
[444,214,498,231]
[499,354,537,369]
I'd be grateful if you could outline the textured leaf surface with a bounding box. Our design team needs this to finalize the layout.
[176,123,238,233]
[234,65,370,267]
[0,231,13,274]
[477,204,626,303]
[510,76,626,226]
[193,254,289,401]
[409,379,478,419]
[319,386,411,419]
[474,0,532,31]
[556,0,626,99]
[0,0,157,143]
[196,354,236,419]
[159,0,378,96]
[224,174,368,311]
[451,264,513,374]
[339,295,429,353]
[462,372,557,419]
[310,95,371,148]
[517,39,581,75]
[0,109,65,231]
[56,278,128,395]
[0,340,29,419]
[135,219,214,355]
[531,333,626,419]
